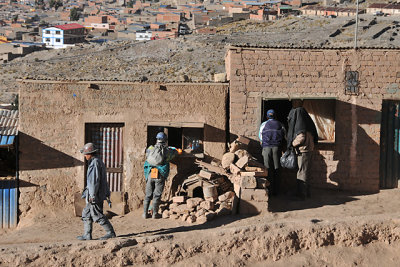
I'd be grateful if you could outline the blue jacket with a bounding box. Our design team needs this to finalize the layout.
[83,157,110,203]
[259,119,285,147]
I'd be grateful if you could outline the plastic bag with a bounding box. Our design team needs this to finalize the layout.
[280,148,298,169]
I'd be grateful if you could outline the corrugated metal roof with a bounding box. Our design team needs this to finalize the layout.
[55,23,84,31]
[0,109,18,137]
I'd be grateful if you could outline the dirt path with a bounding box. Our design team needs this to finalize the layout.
[1,188,400,266]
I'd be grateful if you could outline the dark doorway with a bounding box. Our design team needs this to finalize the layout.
[261,99,292,130]
[380,100,400,188]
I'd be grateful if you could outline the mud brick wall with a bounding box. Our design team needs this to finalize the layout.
[18,81,228,217]
[226,48,400,192]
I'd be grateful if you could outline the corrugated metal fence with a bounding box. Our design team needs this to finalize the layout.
[380,101,400,188]
[0,179,17,228]
[86,124,124,192]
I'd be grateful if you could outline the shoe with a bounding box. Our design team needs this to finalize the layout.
[99,232,116,240]
[77,234,92,240]
[152,213,162,219]
[142,212,150,219]
[100,219,116,240]
[77,221,92,240]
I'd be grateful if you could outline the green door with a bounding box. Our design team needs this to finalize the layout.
[380,101,400,188]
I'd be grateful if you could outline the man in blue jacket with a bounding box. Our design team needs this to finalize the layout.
[259,109,286,196]
[77,143,116,240]
[143,132,178,219]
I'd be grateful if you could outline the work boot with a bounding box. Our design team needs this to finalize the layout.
[152,201,161,219]
[142,200,150,219]
[99,219,116,240]
[77,220,92,240]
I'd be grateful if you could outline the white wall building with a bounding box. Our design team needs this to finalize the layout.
[136,31,152,41]
[42,23,85,49]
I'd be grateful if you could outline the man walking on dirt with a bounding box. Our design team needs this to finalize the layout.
[77,143,116,240]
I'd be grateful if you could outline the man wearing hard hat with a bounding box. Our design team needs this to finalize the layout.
[77,143,116,240]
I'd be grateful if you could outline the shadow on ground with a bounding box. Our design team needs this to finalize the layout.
[118,213,253,238]
[268,187,373,213]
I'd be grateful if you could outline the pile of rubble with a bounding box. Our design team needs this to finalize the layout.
[160,136,269,224]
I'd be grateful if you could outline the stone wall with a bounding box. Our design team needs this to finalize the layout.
[226,47,400,192]
[18,81,228,217]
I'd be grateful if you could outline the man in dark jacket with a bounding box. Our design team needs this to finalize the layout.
[259,109,286,195]
[287,100,318,200]
[77,143,116,240]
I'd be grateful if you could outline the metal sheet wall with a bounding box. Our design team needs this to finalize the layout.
[380,101,400,188]
[0,179,17,228]
[86,124,124,192]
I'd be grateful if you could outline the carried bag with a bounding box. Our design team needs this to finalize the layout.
[147,144,167,166]
[280,147,298,170]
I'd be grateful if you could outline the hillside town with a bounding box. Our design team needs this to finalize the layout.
[3,0,400,266]
[1,0,400,61]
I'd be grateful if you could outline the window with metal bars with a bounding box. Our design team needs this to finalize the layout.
[85,123,124,192]
[345,71,359,95]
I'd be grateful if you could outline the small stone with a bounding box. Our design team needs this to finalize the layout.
[170,214,179,220]
[197,215,207,224]
[200,200,215,211]
[216,207,231,216]
[186,215,196,223]
[187,197,203,209]
[195,208,206,217]
[162,210,170,219]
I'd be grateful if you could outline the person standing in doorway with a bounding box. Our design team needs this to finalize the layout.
[77,143,116,240]
[287,100,318,200]
[259,109,286,196]
[143,132,178,219]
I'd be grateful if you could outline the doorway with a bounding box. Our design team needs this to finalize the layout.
[380,101,400,188]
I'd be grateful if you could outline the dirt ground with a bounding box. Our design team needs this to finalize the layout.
[2,187,400,266]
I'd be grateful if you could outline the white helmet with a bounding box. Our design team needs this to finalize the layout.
[80,143,97,155]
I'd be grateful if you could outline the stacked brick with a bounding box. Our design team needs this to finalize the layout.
[160,190,236,224]
[223,136,270,215]
[158,135,270,223]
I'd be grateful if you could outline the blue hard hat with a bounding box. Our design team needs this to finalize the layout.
[267,109,275,119]
[156,132,167,141]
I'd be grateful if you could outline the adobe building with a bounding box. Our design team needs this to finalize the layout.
[226,46,400,193]
[17,81,228,217]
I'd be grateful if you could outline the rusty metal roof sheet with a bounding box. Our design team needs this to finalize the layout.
[0,109,18,136]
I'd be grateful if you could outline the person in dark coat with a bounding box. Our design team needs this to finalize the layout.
[259,109,286,195]
[287,100,318,200]
[77,143,116,240]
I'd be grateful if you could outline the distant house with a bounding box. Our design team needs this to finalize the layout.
[42,23,85,49]
[136,31,152,41]
[301,6,363,17]
[367,3,400,15]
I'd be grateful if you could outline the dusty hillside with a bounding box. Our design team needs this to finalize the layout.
[1,14,400,103]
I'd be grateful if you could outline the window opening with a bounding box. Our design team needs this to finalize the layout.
[262,99,336,142]
[147,124,204,154]
[85,123,124,192]
[345,71,359,95]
